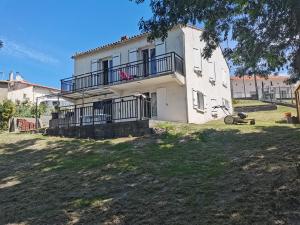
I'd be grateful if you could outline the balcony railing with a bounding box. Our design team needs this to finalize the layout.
[49,95,151,128]
[61,52,184,93]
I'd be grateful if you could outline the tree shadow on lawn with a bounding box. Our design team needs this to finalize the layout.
[0,125,299,225]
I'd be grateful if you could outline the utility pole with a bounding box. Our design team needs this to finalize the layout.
[254,74,259,100]
[242,75,246,98]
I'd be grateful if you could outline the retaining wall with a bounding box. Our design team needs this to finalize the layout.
[46,120,151,139]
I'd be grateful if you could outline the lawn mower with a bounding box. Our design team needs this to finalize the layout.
[213,105,256,125]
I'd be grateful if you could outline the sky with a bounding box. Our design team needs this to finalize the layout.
[0,0,152,88]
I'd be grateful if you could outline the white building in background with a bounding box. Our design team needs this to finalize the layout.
[231,75,295,99]
[59,25,232,124]
[0,72,60,104]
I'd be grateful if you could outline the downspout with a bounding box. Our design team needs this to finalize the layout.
[182,28,189,123]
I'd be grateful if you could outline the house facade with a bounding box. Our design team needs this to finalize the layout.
[55,25,232,131]
[231,75,295,100]
[0,72,60,104]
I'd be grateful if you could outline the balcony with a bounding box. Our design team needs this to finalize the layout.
[49,95,151,128]
[61,52,184,98]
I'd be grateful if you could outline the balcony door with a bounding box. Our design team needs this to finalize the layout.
[102,59,113,85]
[142,48,156,77]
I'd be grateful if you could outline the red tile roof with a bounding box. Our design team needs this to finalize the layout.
[12,80,60,92]
[230,75,289,81]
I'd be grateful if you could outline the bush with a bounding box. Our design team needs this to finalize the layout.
[0,100,16,130]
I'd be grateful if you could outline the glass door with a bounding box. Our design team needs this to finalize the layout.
[142,49,149,77]
[150,48,156,75]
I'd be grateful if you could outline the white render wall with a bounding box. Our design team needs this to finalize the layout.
[182,27,232,124]
[73,28,184,76]
[72,26,232,124]
[7,84,57,103]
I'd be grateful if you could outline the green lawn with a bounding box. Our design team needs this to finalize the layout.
[0,103,299,225]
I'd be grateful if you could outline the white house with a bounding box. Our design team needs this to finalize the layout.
[0,72,60,104]
[57,25,232,127]
[231,75,295,100]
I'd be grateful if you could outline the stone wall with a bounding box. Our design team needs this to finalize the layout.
[234,104,277,113]
[46,120,151,139]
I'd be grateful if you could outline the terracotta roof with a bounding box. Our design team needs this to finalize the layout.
[230,75,289,81]
[71,25,204,59]
[12,80,60,92]
[72,32,148,58]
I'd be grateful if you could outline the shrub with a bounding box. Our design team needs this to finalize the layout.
[0,100,16,130]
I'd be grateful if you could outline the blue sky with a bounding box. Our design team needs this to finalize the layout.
[0,0,152,88]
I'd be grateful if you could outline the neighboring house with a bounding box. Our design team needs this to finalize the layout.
[231,75,295,100]
[53,25,232,133]
[0,80,9,102]
[0,72,60,104]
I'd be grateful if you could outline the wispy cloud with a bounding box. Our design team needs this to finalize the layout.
[0,37,59,64]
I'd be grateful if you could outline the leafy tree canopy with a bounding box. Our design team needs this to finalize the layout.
[134,0,300,82]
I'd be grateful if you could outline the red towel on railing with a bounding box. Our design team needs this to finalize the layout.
[119,71,133,80]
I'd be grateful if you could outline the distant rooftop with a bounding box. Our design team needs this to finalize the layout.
[231,75,289,81]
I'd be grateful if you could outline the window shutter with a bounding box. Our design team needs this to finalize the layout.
[129,48,138,63]
[209,61,216,82]
[112,53,121,82]
[192,90,198,109]
[204,94,208,110]
[193,48,201,69]
[222,68,227,86]
[112,53,121,66]
[91,59,99,72]
[155,39,166,56]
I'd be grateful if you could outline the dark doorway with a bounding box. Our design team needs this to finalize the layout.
[142,49,149,76]
[102,60,109,85]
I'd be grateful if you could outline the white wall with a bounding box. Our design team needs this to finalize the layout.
[182,27,232,124]
[73,27,185,76]
[7,83,58,103]
[71,26,232,124]
[231,76,294,99]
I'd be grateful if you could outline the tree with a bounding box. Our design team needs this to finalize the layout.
[134,0,300,82]
[0,100,16,130]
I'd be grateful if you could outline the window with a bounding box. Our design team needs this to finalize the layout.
[23,93,27,99]
[193,48,201,70]
[193,90,205,111]
[222,68,228,87]
[222,98,230,109]
[208,61,216,82]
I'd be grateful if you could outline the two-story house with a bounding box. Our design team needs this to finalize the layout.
[49,25,232,138]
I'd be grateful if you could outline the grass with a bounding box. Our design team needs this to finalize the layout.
[0,102,299,225]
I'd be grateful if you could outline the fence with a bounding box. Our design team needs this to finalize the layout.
[61,52,184,93]
[232,86,296,104]
[49,95,151,128]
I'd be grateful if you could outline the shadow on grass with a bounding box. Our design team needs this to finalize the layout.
[0,125,299,225]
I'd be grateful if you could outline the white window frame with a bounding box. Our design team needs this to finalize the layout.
[193,89,205,112]
[222,98,230,109]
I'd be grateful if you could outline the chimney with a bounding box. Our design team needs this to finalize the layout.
[9,71,14,81]
[15,72,24,81]
[121,36,128,41]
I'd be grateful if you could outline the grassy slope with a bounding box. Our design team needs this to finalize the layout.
[0,104,299,225]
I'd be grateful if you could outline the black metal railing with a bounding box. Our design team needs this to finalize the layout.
[49,95,151,128]
[61,52,184,93]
